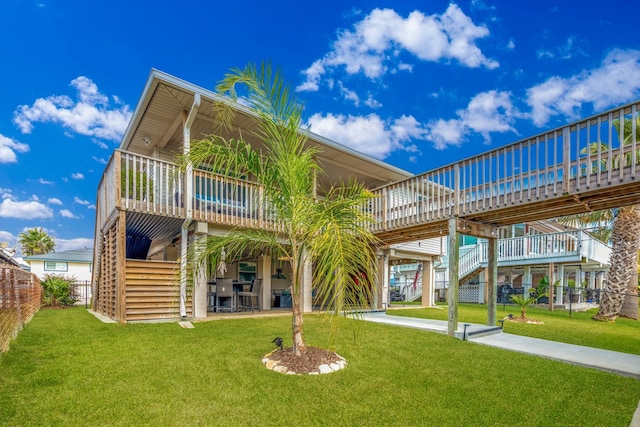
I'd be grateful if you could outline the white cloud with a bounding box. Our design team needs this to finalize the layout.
[307,112,424,159]
[425,90,518,149]
[526,49,640,126]
[426,119,466,150]
[73,197,91,206]
[298,4,497,92]
[0,230,16,245]
[0,198,54,219]
[0,134,29,163]
[338,82,360,106]
[13,76,131,141]
[48,198,63,205]
[72,172,85,180]
[59,209,77,219]
[92,156,108,164]
[364,94,382,109]
[0,189,15,200]
[37,178,54,185]
[55,237,93,252]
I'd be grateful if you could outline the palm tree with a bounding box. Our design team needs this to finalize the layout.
[592,206,640,321]
[181,62,379,356]
[18,227,55,256]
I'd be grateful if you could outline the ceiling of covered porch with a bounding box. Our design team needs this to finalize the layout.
[119,70,413,193]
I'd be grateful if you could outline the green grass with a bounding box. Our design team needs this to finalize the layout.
[1,307,640,426]
[388,303,640,355]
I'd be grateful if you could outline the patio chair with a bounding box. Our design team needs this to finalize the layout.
[238,279,262,312]
[216,278,236,313]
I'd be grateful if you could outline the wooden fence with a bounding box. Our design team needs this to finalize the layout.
[0,266,41,353]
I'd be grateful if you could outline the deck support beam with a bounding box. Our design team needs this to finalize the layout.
[179,93,201,319]
[447,218,460,337]
[487,237,497,326]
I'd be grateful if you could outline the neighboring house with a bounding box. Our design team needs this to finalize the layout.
[0,246,20,267]
[432,220,610,305]
[24,248,94,306]
[24,248,94,282]
[390,220,610,306]
[91,69,442,323]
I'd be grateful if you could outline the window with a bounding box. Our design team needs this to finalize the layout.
[44,262,68,272]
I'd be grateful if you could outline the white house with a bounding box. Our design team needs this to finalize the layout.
[24,248,94,282]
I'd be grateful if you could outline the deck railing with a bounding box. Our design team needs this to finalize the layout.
[96,101,639,242]
[453,230,610,279]
[370,102,640,233]
[96,150,283,232]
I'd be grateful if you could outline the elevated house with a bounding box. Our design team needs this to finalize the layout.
[93,70,639,328]
[91,70,441,323]
[392,220,610,305]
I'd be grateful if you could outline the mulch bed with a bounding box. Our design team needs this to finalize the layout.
[505,316,544,324]
[267,346,344,374]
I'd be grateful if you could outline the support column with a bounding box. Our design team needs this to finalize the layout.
[482,268,489,303]
[258,255,272,311]
[116,210,127,324]
[522,266,532,296]
[179,93,201,319]
[548,262,555,312]
[588,271,596,289]
[380,252,390,309]
[556,264,565,305]
[447,218,459,337]
[192,232,208,319]
[421,261,433,307]
[487,237,497,326]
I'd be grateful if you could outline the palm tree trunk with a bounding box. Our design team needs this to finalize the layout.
[619,249,639,320]
[290,249,306,356]
[593,206,640,321]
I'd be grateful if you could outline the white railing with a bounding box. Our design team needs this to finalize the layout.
[441,231,611,281]
[459,244,483,278]
[192,169,282,231]
[370,101,640,234]
[120,151,183,217]
[96,150,283,232]
[578,231,611,265]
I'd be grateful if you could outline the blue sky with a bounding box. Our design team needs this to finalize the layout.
[2,0,640,255]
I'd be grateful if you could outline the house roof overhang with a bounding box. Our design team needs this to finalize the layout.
[119,69,414,190]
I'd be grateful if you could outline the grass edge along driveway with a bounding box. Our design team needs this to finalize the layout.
[388,303,640,355]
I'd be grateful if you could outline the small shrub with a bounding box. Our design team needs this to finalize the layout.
[41,275,78,307]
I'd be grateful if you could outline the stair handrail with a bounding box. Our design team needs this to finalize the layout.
[459,243,485,279]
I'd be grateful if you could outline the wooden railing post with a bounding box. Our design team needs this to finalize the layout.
[562,126,571,194]
[454,164,460,216]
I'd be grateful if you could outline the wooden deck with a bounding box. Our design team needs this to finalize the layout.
[370,102,640,244]
[95,101,640,248]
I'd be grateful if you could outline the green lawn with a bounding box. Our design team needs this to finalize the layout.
[1,307,640,426]
[388,303,640,355]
